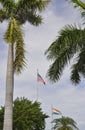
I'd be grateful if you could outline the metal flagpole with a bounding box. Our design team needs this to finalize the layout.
[36,69,46,101]
[36,69,39,101]
[36,85,38,101]
[51,105,53,130]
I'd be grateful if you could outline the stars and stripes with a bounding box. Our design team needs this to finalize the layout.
[37,72,46,85]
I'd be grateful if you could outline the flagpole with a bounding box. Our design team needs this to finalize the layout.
[36,85,38,101]
[51,105,53,130]
[36,69,46,101]
[36,69,39,101]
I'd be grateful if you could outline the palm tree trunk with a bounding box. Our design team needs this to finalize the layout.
[3,43,14,130]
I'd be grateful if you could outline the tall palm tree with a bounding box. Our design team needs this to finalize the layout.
[45,0,85,85]
[0,1,50,130]
[52,116,79,130]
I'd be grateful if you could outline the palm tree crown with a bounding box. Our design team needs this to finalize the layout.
[45,0,85,84]
[0,0,50,74]
[52,116,79,130]
[0,1,50,130]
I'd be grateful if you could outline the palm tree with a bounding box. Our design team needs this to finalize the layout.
[52,116,79,130]
[0,1,50,130]
[45,0,85,85]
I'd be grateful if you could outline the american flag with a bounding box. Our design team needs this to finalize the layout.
[37,73,46,85]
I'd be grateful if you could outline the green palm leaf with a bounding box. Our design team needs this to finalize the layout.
[70,0,85,10]
[71,47,85,84]
[16,0,50,12]
[0,0,15,15]
[45,25,85,84]
[4,18,16,43]
[15,0,50,25]
[0,9,10,22]
[4,18,26,74]
[52,116,79,130]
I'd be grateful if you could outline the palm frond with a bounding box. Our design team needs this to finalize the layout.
[16,0,50,12]
[78,48,85,75]
[45,25,84,59]
[0,9,9,22]
[68,0,85,24]
[16,10,42,25]
[53,117,79,130]
[70,0,85,10]
[4,18,26,74]
[29,0,50,12]
[15,0,50,25]
[27,13,42,26]
[81,11,85,24]
[71,48,85,84]
[12,19,26,74]
[45,25,85,83]
[14,39,26,74]
[71,63,81,84]
[4,18,19,44]
[0,0,15,15]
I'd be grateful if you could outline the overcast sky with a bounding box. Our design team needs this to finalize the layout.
[0,0,85,130]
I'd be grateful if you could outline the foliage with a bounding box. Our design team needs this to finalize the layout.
[45,0,85,85]
[52,116,79,130]
[69,0,85,10]
[0,1,50,130]
[0,107,4,130]
[0,0,50,74]
[0,97,48,130]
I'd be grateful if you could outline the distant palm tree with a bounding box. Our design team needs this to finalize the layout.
[52,116,79,130]
[45,0,85,85]
[0,1,50,130]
